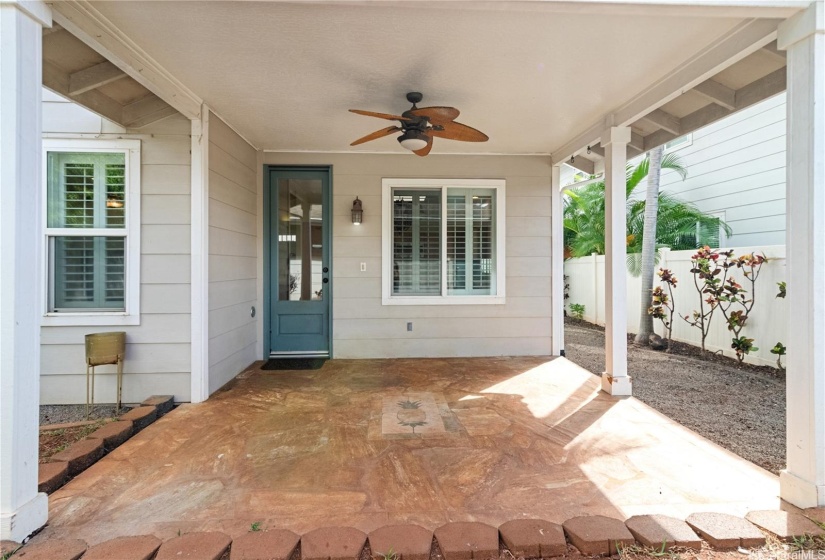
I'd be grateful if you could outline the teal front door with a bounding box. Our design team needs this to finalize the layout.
[267,168,331,357]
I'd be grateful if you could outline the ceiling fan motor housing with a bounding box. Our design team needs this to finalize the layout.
[406,92,423,105]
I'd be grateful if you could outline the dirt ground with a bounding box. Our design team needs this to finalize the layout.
[564,319,785,474]
[39,421,105,463]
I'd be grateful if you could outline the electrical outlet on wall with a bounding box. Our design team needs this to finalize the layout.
[360,262,366,272]
[407,322,413,332]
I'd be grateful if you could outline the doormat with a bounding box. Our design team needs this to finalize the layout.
[262,358,327,371]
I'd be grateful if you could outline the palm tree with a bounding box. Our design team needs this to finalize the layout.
[634,146,664,346]
[563,155,729,259]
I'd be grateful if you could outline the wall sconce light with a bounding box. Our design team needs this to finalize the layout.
[351,196,363,225]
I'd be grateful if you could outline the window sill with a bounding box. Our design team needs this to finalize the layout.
[382,295,506,306]
[41,313,140,327]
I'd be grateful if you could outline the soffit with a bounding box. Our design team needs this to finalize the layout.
[88,1,748,154]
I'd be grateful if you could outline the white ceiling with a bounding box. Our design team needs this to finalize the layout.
[90,1,762,155]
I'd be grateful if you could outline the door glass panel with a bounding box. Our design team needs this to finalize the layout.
[278,178,324,301]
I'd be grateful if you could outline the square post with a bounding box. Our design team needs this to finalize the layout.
[551,164,565,356]
[190,104,210,403]
[0,0,51,541]
[779,0,825,508]
[602,126,632,396]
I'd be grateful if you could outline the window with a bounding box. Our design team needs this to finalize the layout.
[382,179,505,305]
[43,139,141,325]
[698,210,727,248]
[664,133,693,152]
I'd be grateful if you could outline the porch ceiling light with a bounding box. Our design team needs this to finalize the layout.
[398,129,428,152]
[351,196,363,225]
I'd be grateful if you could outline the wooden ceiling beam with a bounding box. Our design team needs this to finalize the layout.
[760,40,787,64]
[643,67,786,152]
[42,60,125,125]
[568,156,595,176]
[693,78,737,110]
[629,131,645,153]
[122,94,177,128]
[42,23,64,37]
[640,108,682,135]
[69,61,127,96]
[52,1,201,120]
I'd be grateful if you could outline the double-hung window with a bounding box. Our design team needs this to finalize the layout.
[382,179,505,305]
[43,139,141,325]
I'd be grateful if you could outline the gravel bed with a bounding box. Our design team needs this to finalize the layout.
[564,319,785,474]
[40,404,121,425]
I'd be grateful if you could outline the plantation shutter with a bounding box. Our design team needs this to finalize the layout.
[48,152,127,311]
[392,190,441,295]
[446,188,496,295]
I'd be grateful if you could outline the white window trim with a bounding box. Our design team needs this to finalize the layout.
[41,138,141,326]
[664,133,693,152]
[382,178,506,306]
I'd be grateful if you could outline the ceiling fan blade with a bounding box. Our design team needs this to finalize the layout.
[413,135,433,157]
[409,106,460,124]
[350,126,401,146]
[430,121,489,142]
[349,109,412,122]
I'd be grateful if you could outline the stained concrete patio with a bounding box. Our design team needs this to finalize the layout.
[37,357,779,545]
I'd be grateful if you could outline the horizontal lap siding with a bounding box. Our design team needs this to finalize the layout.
[208,114,259,394]
[263,152,553,359]
[657,93,786,247]
[40,111,193,404]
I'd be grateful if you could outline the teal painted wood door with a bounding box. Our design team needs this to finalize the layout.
[268,168,331,356]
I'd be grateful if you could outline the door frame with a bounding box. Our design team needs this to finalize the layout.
[263,165,334,359]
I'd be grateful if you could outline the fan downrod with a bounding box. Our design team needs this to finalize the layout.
[406,92,423,105]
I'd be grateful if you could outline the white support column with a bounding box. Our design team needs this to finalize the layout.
[601,126,632,396]
[779,0,825,509]
[0,0,51,541]
[190,104,210,403]
[550,165,565,356]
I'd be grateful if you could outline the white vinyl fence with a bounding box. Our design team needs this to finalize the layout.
[564,245,787,367]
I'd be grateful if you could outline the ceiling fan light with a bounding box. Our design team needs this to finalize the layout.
[398,130,429,152]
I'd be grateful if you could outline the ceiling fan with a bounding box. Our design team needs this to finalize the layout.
[349,92,489,156]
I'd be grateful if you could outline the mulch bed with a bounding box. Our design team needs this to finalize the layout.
[39,421,106,463]
[564,317,785,474]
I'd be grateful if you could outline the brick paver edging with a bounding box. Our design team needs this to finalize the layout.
[9,508,825,559]
[37,395,174,496]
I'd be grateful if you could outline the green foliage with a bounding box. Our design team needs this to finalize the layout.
[682,246,729,355]
[563,153,730,262]
[381,548,399,560]
[648,269,678,351]
[684,248,767,363]
[569,303,585,320]
[731,336,758,362]
[251,521,262,532]
[777,281,786,299]
[771,342,786,371]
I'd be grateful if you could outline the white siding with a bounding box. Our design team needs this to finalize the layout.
[41,93,192,404]
[658,92,787,247]
[263,152,553,358]
[208,113,259,393]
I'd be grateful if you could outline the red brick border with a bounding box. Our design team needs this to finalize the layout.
[10,507,822,558]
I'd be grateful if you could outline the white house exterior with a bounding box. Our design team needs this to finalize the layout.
[658,92,788,247]
[2,0,824,543]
